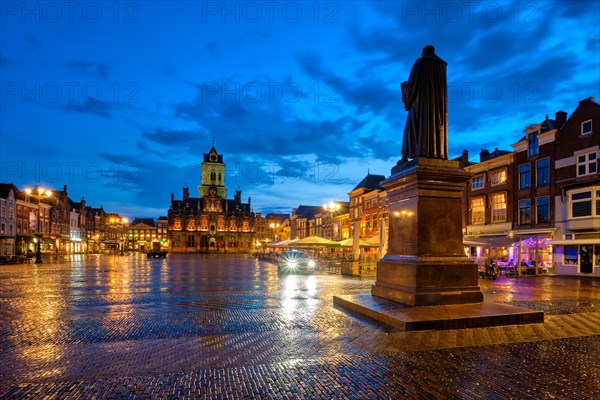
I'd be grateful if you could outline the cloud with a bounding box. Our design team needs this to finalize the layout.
[63,101,115,118]
[65,60,110,79]
[24,35,41,52]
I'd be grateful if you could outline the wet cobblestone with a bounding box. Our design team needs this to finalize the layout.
[0,254,598,398]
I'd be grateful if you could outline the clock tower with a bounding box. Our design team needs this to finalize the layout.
[198,142,228,198]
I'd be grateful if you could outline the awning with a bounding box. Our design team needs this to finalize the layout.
[463,235,516,248]
[549,239,600,245]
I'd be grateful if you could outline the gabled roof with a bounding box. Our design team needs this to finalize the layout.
[352,173,385,192]
[131,218,155,227]
[293,205,323,219]
[0,183,18,198]
[480,148,512,162]
[203,146,224,163]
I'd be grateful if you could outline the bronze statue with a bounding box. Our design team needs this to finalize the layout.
[400,45,448,162]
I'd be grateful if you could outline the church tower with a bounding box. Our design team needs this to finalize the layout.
[198,140,228,198]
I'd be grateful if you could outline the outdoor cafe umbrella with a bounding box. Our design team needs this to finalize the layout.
[292,236,339,247]
[336,238,379,248]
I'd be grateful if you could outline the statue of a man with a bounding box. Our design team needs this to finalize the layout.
[400,45,448,162]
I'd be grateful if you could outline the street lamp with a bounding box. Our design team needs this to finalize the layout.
[269,222,280,241]
[323,201,341,239]
[24,185,52,263]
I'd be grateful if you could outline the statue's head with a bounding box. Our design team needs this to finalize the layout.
[422,45,435,55]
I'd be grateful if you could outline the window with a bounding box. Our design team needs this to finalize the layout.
[536,197,550,224]
[519,199,531,224]
[528,131,539,157]
[490,193,507,222]
[571,192,592,218]
[471,197,485,224]
[536,158,550,186]
[597,191,600,216]
[1,223,4,234]
[8,208,13,219]
[187,235,195,248]
[1,207,4,218]
[519,163,531,190]
[581,119,592,135]
[472,175,484,190]
[577,152,597,176]
[490,169,507,186]
[564,245,578,265]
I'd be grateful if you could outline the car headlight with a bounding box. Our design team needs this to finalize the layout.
[308,260,315,268]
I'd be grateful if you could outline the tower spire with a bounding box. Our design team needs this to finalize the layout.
[212,135,215,147]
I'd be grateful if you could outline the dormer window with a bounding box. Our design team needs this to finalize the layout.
[528,130,539,157]
[581,120,592,136]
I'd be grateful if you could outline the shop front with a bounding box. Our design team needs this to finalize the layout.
[511,229,557,276]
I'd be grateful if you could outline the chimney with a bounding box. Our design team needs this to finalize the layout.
[555,111,567,129]
[479,149,490,162]
[182,186,189,200]
[234,189,241,202]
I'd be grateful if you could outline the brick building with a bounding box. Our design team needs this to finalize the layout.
[168,145,255,253]
[551,97,599,276]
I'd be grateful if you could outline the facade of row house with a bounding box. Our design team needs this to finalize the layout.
[462,97,599,276]
[126,218,157,252]
[289,205,322,239]
[463,149,516,263]
[254,213,289,245]
[0,182,135,258]
[0,184,17,256]
[167,145,256,253]
[551,97,600,276]
[315,202,349,240]
[348,173,388,247]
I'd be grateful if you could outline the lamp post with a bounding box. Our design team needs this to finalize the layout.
[24,185,52,264]
[322,201,340,240]
[269,222,280,241]
[109,216,128,255]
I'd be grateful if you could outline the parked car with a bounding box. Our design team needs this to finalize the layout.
[277,250,316,274]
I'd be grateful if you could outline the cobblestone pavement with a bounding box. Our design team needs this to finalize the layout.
[0,254,598,399]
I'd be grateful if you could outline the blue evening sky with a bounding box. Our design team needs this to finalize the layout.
[1,1,599,218]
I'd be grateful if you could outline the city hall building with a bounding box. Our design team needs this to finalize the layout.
[167,144,255,253]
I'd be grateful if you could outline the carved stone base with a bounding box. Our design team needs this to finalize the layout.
[371,157,484,306]
[372,258,483,306]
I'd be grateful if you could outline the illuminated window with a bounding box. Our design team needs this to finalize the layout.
[471,197,485,224]
[490,193,507,222]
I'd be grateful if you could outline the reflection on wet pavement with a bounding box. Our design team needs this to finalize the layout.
[0,254,598,398]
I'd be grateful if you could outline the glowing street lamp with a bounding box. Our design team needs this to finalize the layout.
[24,185,52,263]
[269,222,280,241]
[322,201,341,239]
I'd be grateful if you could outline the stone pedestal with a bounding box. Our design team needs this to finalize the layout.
[371,157,484,306]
